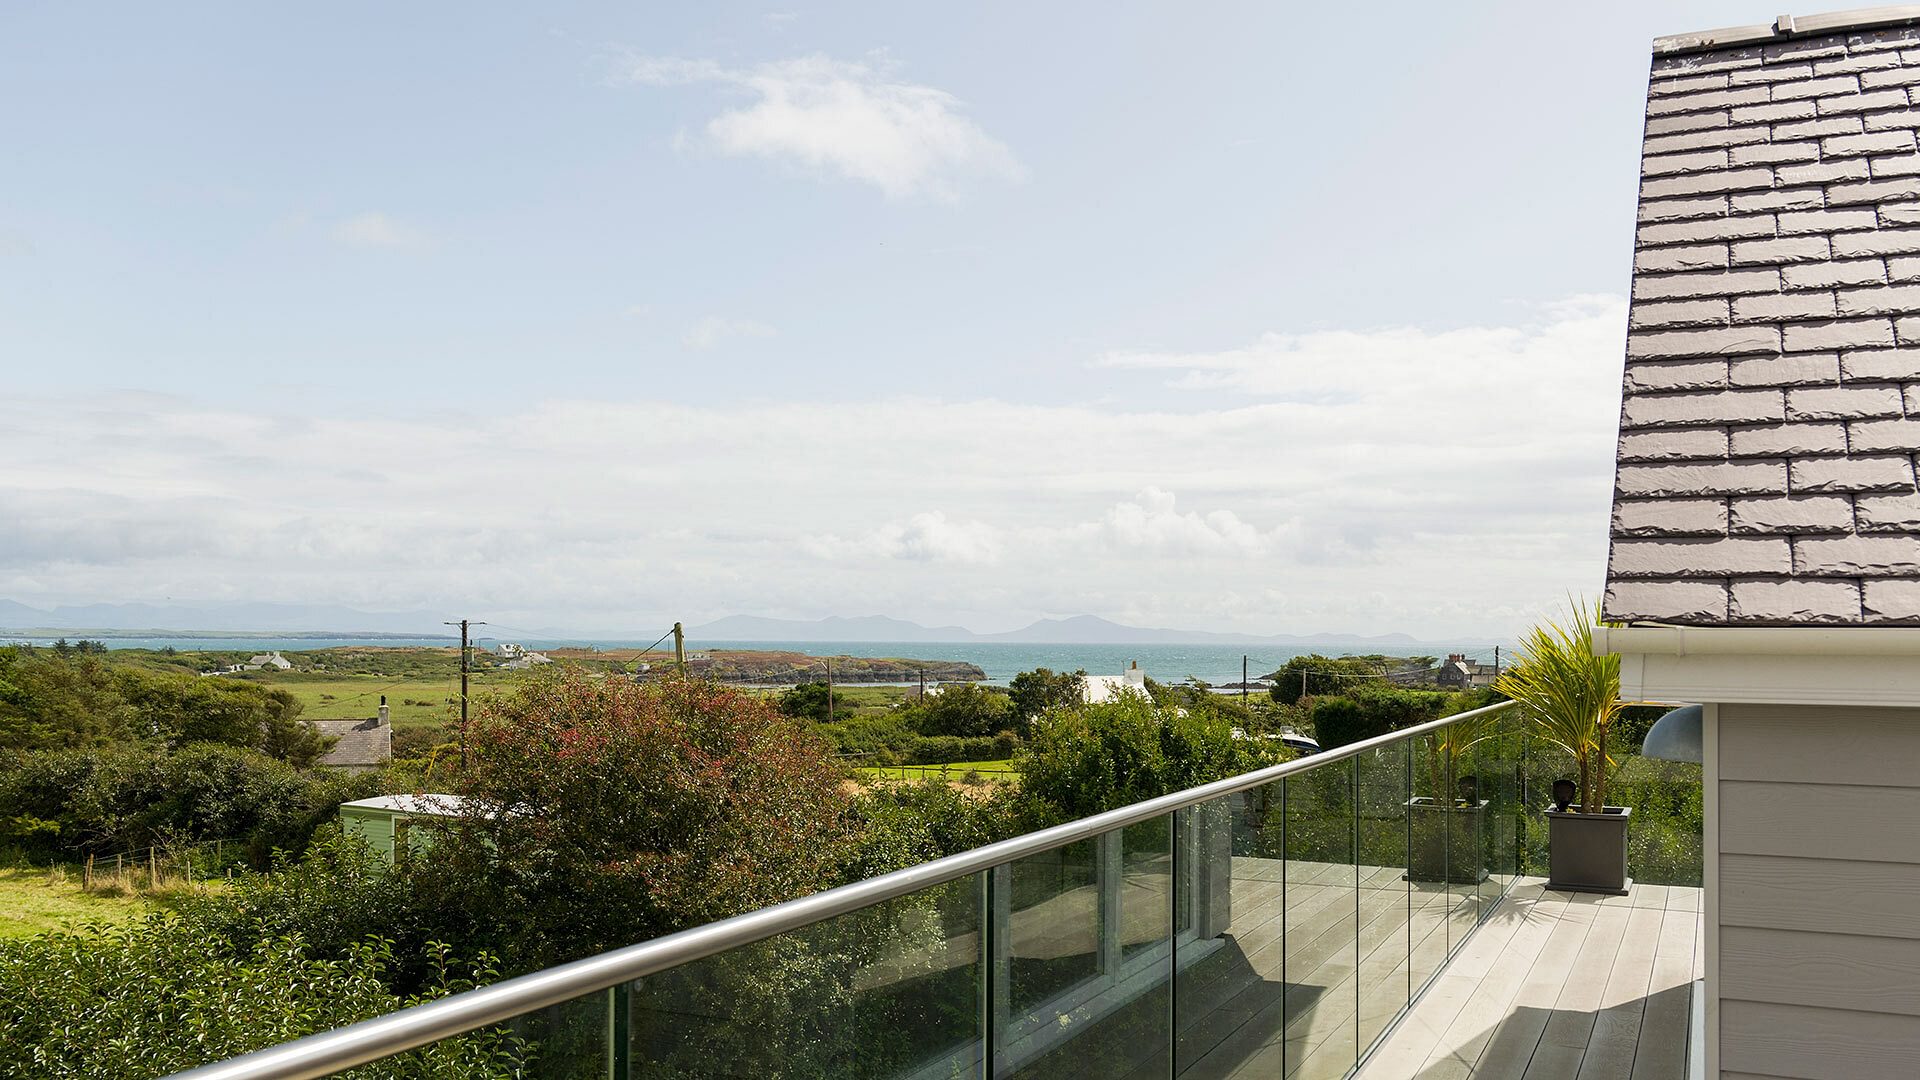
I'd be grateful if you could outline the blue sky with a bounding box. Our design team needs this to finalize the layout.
[0,2,1779,638]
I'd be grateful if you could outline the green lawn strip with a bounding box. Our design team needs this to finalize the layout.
[859,759,1016,781]
[0,868,149,939]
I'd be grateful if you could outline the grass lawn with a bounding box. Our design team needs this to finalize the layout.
[0,868,149,939]
[254,672,530,731]
[860,759,1016,782]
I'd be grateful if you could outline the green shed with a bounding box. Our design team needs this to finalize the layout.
[338,794,472,863]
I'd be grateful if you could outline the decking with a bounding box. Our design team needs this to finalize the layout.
[1354,879,1703,1080]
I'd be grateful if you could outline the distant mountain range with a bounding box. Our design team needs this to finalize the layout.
[690,613,1441,646]
[0,599,1483,647]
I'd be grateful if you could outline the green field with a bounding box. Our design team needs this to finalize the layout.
[0,868,149,939]
[258,672,529,731]
[859,759,1016,782]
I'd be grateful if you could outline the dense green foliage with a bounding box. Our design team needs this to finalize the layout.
[1005,667,1084,725]
[0,744,376,862]
[1265,654,1388,705]
[0,647,327,763]
[776,681,852,721]
[902,682,1012,738]
[1014,694,1289,824]
[0,911,527,1077]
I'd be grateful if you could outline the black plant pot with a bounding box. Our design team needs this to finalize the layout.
[1545,806,1632,895]
[1406,797,1489,884]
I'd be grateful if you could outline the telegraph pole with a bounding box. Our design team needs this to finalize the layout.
[826,658,835,719]
[443,619,486,769]
[1493,646,1501,681]
[672,622,685,675]
[1242,655,1249,706]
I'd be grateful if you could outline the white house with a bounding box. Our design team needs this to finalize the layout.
[1081,662,1150,705]
[245,651,291,671]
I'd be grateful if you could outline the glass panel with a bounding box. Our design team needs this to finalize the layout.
[1008,821,1173,1078]
[1175,779,1287,1079]
[1406,731,1449,995]
[1354,740,1411,1055]
[1281,760,1357,1079]
[1005,839,1101,1020]
[495,990,608,1079]
[1476,716,1523,912]
[626,873,984,1079]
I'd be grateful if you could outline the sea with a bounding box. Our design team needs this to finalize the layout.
[20,635,1508,687]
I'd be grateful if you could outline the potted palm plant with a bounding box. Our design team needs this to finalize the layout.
[1406,705,1495,883]
[1495,603,1632,895]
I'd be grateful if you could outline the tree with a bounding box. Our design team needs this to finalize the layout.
[1266,654,1388,705]
[1006,668,1084,723]
[777,681,837,721]
[434,670,858,969]
[906,683,1011,738]
[1015,693,1287,824]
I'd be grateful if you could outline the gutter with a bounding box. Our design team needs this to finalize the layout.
[1596,625,1920,657]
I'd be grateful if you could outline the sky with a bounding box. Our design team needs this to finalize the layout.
[0,2,1782,639]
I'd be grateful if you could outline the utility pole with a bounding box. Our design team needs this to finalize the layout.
[919,667,927,700]
[443,619,486,769]
[1302,668,1309,701]
[1242,655,1249,706]
[1493,646,1501,681]
[673,622,685,676]
[826,658,835,719]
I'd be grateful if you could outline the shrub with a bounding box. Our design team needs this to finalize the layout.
[0,915,527,1078]
[845,780,1020,878]
[1015,694,1287,825]
[429,670,858,970]
[904,683,1011,738]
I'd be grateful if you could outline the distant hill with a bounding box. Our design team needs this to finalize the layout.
[693,612,1440,646]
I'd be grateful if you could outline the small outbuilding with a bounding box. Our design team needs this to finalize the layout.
[338,794,474,863]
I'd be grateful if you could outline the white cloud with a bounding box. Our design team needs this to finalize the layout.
[330,212,428,251]
[618,52,1022,200]
[0,298,1627,639]
[681,316,775,349]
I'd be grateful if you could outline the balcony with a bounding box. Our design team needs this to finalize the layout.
[168,701,1703,1080]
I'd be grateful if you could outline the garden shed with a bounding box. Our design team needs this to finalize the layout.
[337,794,474,863]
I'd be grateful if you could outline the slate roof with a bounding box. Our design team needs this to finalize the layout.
[311,716,391,770]
[1604,8,1920,626]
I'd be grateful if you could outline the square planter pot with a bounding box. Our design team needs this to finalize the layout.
[1545,805,1632,895]
[1406,797,1489,884]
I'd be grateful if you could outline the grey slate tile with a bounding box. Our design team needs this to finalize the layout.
[1772,75,1862,101]
[1638,217,1774,245]
[1822,129,1919,156]
[1782,319,1897,351]
[1839,283,1920,315]
[1646,111,1729,136]
[1790,454,1918,492]
[1857,492,1920,531]
[1612,497,1728,534]
[1639,195,1731,221]
[1781,260,1885,289]
[1887,256,1920,281]
[1649,86,1769,116]
[1630,299,1731,329]
[1830,228,1920,257]
[1883,203,1920,225]
[1730,495,1855,534]
[1603,580,1729,623]
[1624,359,1728,392]
[1730,236,1830,265]
[1611,537,1791,577]
[1794,534,1920,575]
[1616,461,1787,496]
[1840,348,1920,379]
[1817,88,1912,115]
[1785,385,1904,421]
[1775,115,1862,139]
[1621,389,1783,427]
[1626,326,1781,359]
[1643,149,1731,176]
[1774,208,1878,234]
[1731,187,1824,212]
[1636,244,1729,272]
[1863,108,1920,130]
[1729,353,1842,386]
[1730,578,1863,622]
[1643,168,1776,198]
[1729,422,1848,456]
[1827,175,1920,203]
[1849,417,1920,452]
[1731,293,1838,323]
[1634,268,1781,299]
[1774,159,1872,186]
[1618,428,1729,462]
[1863,579,1920,621]
[1651,72,1730,95]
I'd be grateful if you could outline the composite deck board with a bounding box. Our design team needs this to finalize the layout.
[1351,880,1704,1080]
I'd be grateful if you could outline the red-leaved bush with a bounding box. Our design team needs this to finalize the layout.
[425,669,855,968]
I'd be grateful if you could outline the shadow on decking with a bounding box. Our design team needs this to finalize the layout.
[1009,936,1330,1079]
[1401,982,1695,1080]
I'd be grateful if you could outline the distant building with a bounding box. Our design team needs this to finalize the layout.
[311,701,391,772]
[338,793,477,863]
[501,651,553,671]
[246,651,292,671]
[1434,654,1497,690]
[1081,662,1150,705]
[496,643,526,659]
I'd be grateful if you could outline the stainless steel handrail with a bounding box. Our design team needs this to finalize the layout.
[164,699,1516,1080]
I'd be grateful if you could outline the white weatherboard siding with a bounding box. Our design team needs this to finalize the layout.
[1713,703,1920,1080]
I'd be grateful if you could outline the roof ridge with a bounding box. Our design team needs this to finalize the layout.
[1656,6,1920,56]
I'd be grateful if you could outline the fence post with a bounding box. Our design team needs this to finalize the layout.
[84,854,93,890]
